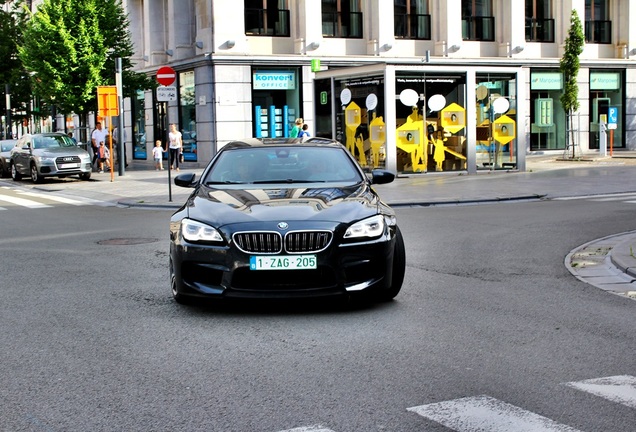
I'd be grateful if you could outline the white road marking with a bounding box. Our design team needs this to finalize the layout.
[18,191,93,206]
[554,193,636,201]
[408,395,582,432]
[278,426,335,432]
[565,375,636,409]
[0,194,52,208]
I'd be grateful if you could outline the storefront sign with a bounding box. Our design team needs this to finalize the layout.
[531,72,562,90]
[590,72,620,90]
[253,71,296,90]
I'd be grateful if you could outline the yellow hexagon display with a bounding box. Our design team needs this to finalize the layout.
[493,115,516,144]
[440,103,466,134]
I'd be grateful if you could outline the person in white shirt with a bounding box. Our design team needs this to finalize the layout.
[91,122,108,170]
[168,123,183,171]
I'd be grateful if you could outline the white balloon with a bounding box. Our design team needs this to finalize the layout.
[399,89,419,107]
[492,97,510,114]
[340,88,352,105]
[366,93,378,110]
[427,94,446,111]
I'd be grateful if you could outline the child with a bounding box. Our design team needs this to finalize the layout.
[152,140,164,170]
[97,141,111,173]
[298,124,311,139]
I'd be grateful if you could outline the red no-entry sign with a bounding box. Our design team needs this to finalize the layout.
[157,66,176,86]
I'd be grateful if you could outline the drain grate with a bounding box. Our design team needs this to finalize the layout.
[97,238,160,245]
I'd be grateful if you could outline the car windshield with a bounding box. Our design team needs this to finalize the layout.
[204,146,363,185]
[32,135,75,150]
[1,142,14,152]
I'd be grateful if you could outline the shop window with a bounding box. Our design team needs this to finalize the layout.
[525,0,554,42]
[335,76,385,168]
[251,68,302,138]
[394,0,431,40]
[462,0,494,41]
[529,71,566,151]
[395,73,467,174]
[585,0,611,44]
[132,90,147,160]
[245,0,290,37]
[475,73,517,170]
[589,70,624,150]
[322,0,363,38]
[179,71,197,162]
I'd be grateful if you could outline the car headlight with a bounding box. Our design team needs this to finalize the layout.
[344,215,385,239]
[36,156,55,163]
[181,219,223,242]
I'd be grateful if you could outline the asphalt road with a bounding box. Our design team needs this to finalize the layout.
[0,190,635,431]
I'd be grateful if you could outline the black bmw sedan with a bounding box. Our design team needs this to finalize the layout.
[169,138,405,304]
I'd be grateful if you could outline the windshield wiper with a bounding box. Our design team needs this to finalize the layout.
[252,179,319,184]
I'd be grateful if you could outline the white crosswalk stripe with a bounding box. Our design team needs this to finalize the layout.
[565,375,636,409]
[0,187,104,209]
[276,375,636,432]
[278,426,335,432]
[407,395,582,432]
[0,194,52,208]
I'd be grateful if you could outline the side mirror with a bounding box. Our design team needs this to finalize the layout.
[174,172,197,188]
[370,169,395,185]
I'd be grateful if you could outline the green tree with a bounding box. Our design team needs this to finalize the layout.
[17,0,153,121]
[0,1,34,136]
[559,9,585,158]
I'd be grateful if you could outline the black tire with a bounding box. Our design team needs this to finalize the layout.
[0,162,8,178]
[30,163,44,183]
[11,162,22,181]
[79,172,91,181]
[170,260,193,305]
[377,226,406,302]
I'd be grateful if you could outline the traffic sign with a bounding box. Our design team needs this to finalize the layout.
[97,86,118,117]
[156,66,176,86]
[157,86,177,102]
[608,106,618,124]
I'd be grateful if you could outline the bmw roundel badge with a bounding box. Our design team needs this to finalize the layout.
[277,222,289,230]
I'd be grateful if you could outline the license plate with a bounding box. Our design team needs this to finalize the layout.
[59,163,80,169]
[250,255,316,270]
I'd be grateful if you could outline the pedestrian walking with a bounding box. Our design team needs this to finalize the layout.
[290,118,303,138]
[91,122,108,171]
[168,123,182,171]
[97,140,111,173]
[152,140,165,170]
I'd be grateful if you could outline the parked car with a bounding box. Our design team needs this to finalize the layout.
[10,133,92,183]
[0,139,18,177]
[169,137,405,305]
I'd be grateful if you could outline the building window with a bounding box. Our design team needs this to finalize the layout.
[585,0,611,44]
[245,0,290,37]
[394,0,431,40]
[462,0,494,41]
[525,0,554,42]
[322,0,363,38]
[179,71,197,162]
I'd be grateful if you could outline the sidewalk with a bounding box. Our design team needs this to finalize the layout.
[23,150,636,300]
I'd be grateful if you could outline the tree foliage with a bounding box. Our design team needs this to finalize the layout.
[18,0,153,116]
[559,9,584,113]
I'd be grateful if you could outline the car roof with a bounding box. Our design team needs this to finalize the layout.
[222,137,343,151]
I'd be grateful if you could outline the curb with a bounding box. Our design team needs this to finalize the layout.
[610,233,636,279]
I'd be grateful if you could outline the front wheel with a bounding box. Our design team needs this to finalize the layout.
[377,226,406,302]
[11,163,22,181]
[79,172,91,181]
[30,163,44,183]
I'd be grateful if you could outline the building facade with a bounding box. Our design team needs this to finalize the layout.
[72,1,636,173]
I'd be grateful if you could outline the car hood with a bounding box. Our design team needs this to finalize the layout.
[185,183,387,226]
[32,147,89,157]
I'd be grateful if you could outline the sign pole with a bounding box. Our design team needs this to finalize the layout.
[156,66,176,202]
[115,58,125,176]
